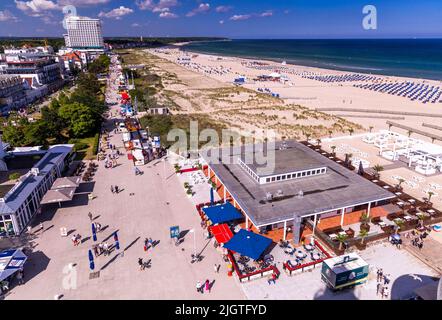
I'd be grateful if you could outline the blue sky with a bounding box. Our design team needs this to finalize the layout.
[0,0,441,38]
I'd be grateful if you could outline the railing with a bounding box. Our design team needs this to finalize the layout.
[282,240,332,276]
[227,250,280,283]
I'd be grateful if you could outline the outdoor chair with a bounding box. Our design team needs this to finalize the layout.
[345,228,355,238]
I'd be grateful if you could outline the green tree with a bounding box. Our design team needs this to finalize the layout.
[373,164,384,179]
[336,233,348,251]
[59,102,97,138]
[23,121,49,147]
[359,229,369,245]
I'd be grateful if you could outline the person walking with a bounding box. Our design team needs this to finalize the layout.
[16,270,24,285]
[378,268,383,283]
[115,185,119,194]
[138,258,144,271]
[196,281,203,294]
[88,212,93,221]
[205,279,211,293]
[376,281,381,296]
[111,185,115,194]
[214,264,220,273]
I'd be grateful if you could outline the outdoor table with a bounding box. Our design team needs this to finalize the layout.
[321,152,327,155]
[404,215,413,221]
[338,231,347,236]
[295,251,306,259]
[397,201,404,206]
[408,199,416,203]
[304,244,314,251]
[336,160,342,163]
[378,222,387,227]
[329,233,337,240]
[372,179,379,183]
[427,209,435,214]
[328,156,334,159]
[383,186,390,189]
[312,253,321,260]
[395,192,402,196]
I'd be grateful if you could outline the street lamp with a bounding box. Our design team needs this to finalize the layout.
[189,229,196,258]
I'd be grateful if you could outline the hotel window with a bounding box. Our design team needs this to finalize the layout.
[282,175,286,180]
[266,178,270,183]
[271,177,276,182]
[321,168,326,173]
[277,176,281,181]
[287,174,292,179]
[302,172,306,177]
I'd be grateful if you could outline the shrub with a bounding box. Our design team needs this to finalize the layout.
[9,172,21,181]
[92,133,100,155]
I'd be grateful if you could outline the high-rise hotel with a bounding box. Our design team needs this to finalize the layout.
[63,16,104,50]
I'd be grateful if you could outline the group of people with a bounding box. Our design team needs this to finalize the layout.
[71,233,82,246]
[93,242,112,257]
[376,268,391,299]
[196,279,213,294]
[144,237,154,251]
[138,257,151,270]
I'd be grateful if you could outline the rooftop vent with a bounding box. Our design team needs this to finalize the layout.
[265,192,273,201]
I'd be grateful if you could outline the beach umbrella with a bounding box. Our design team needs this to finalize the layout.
[210,187,214,206]
[88,249,95,271]
[358,161,365,176]
[92,223,97,242]
[114,231,120,250]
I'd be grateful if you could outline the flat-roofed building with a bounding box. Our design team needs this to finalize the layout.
[0,145,74,236]
[65,16,104,50]
[201,140,395,243]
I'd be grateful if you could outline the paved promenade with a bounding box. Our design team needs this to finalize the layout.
[6,62,245,300]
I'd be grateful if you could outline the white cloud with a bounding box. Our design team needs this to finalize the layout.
[15,0,59,17]
[229,14,251,21]
[229,11,274,22]
[57,0,110,6]
[260,10,273,17]
[159,11,178,18]
[0,10,19,22]
[136,0,178,11]
[186,3,209,17]
[219,20,224,24]
[131,22,141,27]
[99,6,134,20]
[216,5,232,13]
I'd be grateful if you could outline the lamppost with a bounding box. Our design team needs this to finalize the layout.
[189,229,196,259]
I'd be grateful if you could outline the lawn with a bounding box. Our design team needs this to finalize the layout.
[73,136,97,160]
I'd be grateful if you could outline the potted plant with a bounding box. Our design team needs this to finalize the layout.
[359,229,369,245]
[330,145,336,157]
[174,164,181,174]
[336,233,348,251]
[372,164,384,180]
[395,178,405,192]
[8,172,21,182]
[184,182,190,189]
[360,212,371,232]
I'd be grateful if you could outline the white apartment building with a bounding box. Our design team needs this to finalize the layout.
[64,16,104,50]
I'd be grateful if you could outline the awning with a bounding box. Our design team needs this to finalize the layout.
[224,229,272,260]
[0,249,27,282]
[202,202,243,225]
[209,223,233,244]
[51,176,81,190]
[40,187,76,205]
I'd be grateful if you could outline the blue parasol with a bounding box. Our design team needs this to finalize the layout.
[88,249,95,270]
[92,223,97,242]
[114,231,120,250]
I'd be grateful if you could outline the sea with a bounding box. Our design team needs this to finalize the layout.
[182,39,442,81]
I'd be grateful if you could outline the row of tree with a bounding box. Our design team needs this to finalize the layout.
[1,55,110,148]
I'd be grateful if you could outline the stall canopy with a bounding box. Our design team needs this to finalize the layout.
[202,202,243,225]
[51,176,81,190]
[0,249,27,281]
[40,187,76,205]
[224,229,272,260]
[209,223,233,244]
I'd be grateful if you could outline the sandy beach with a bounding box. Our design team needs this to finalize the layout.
[147,46,442,145]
